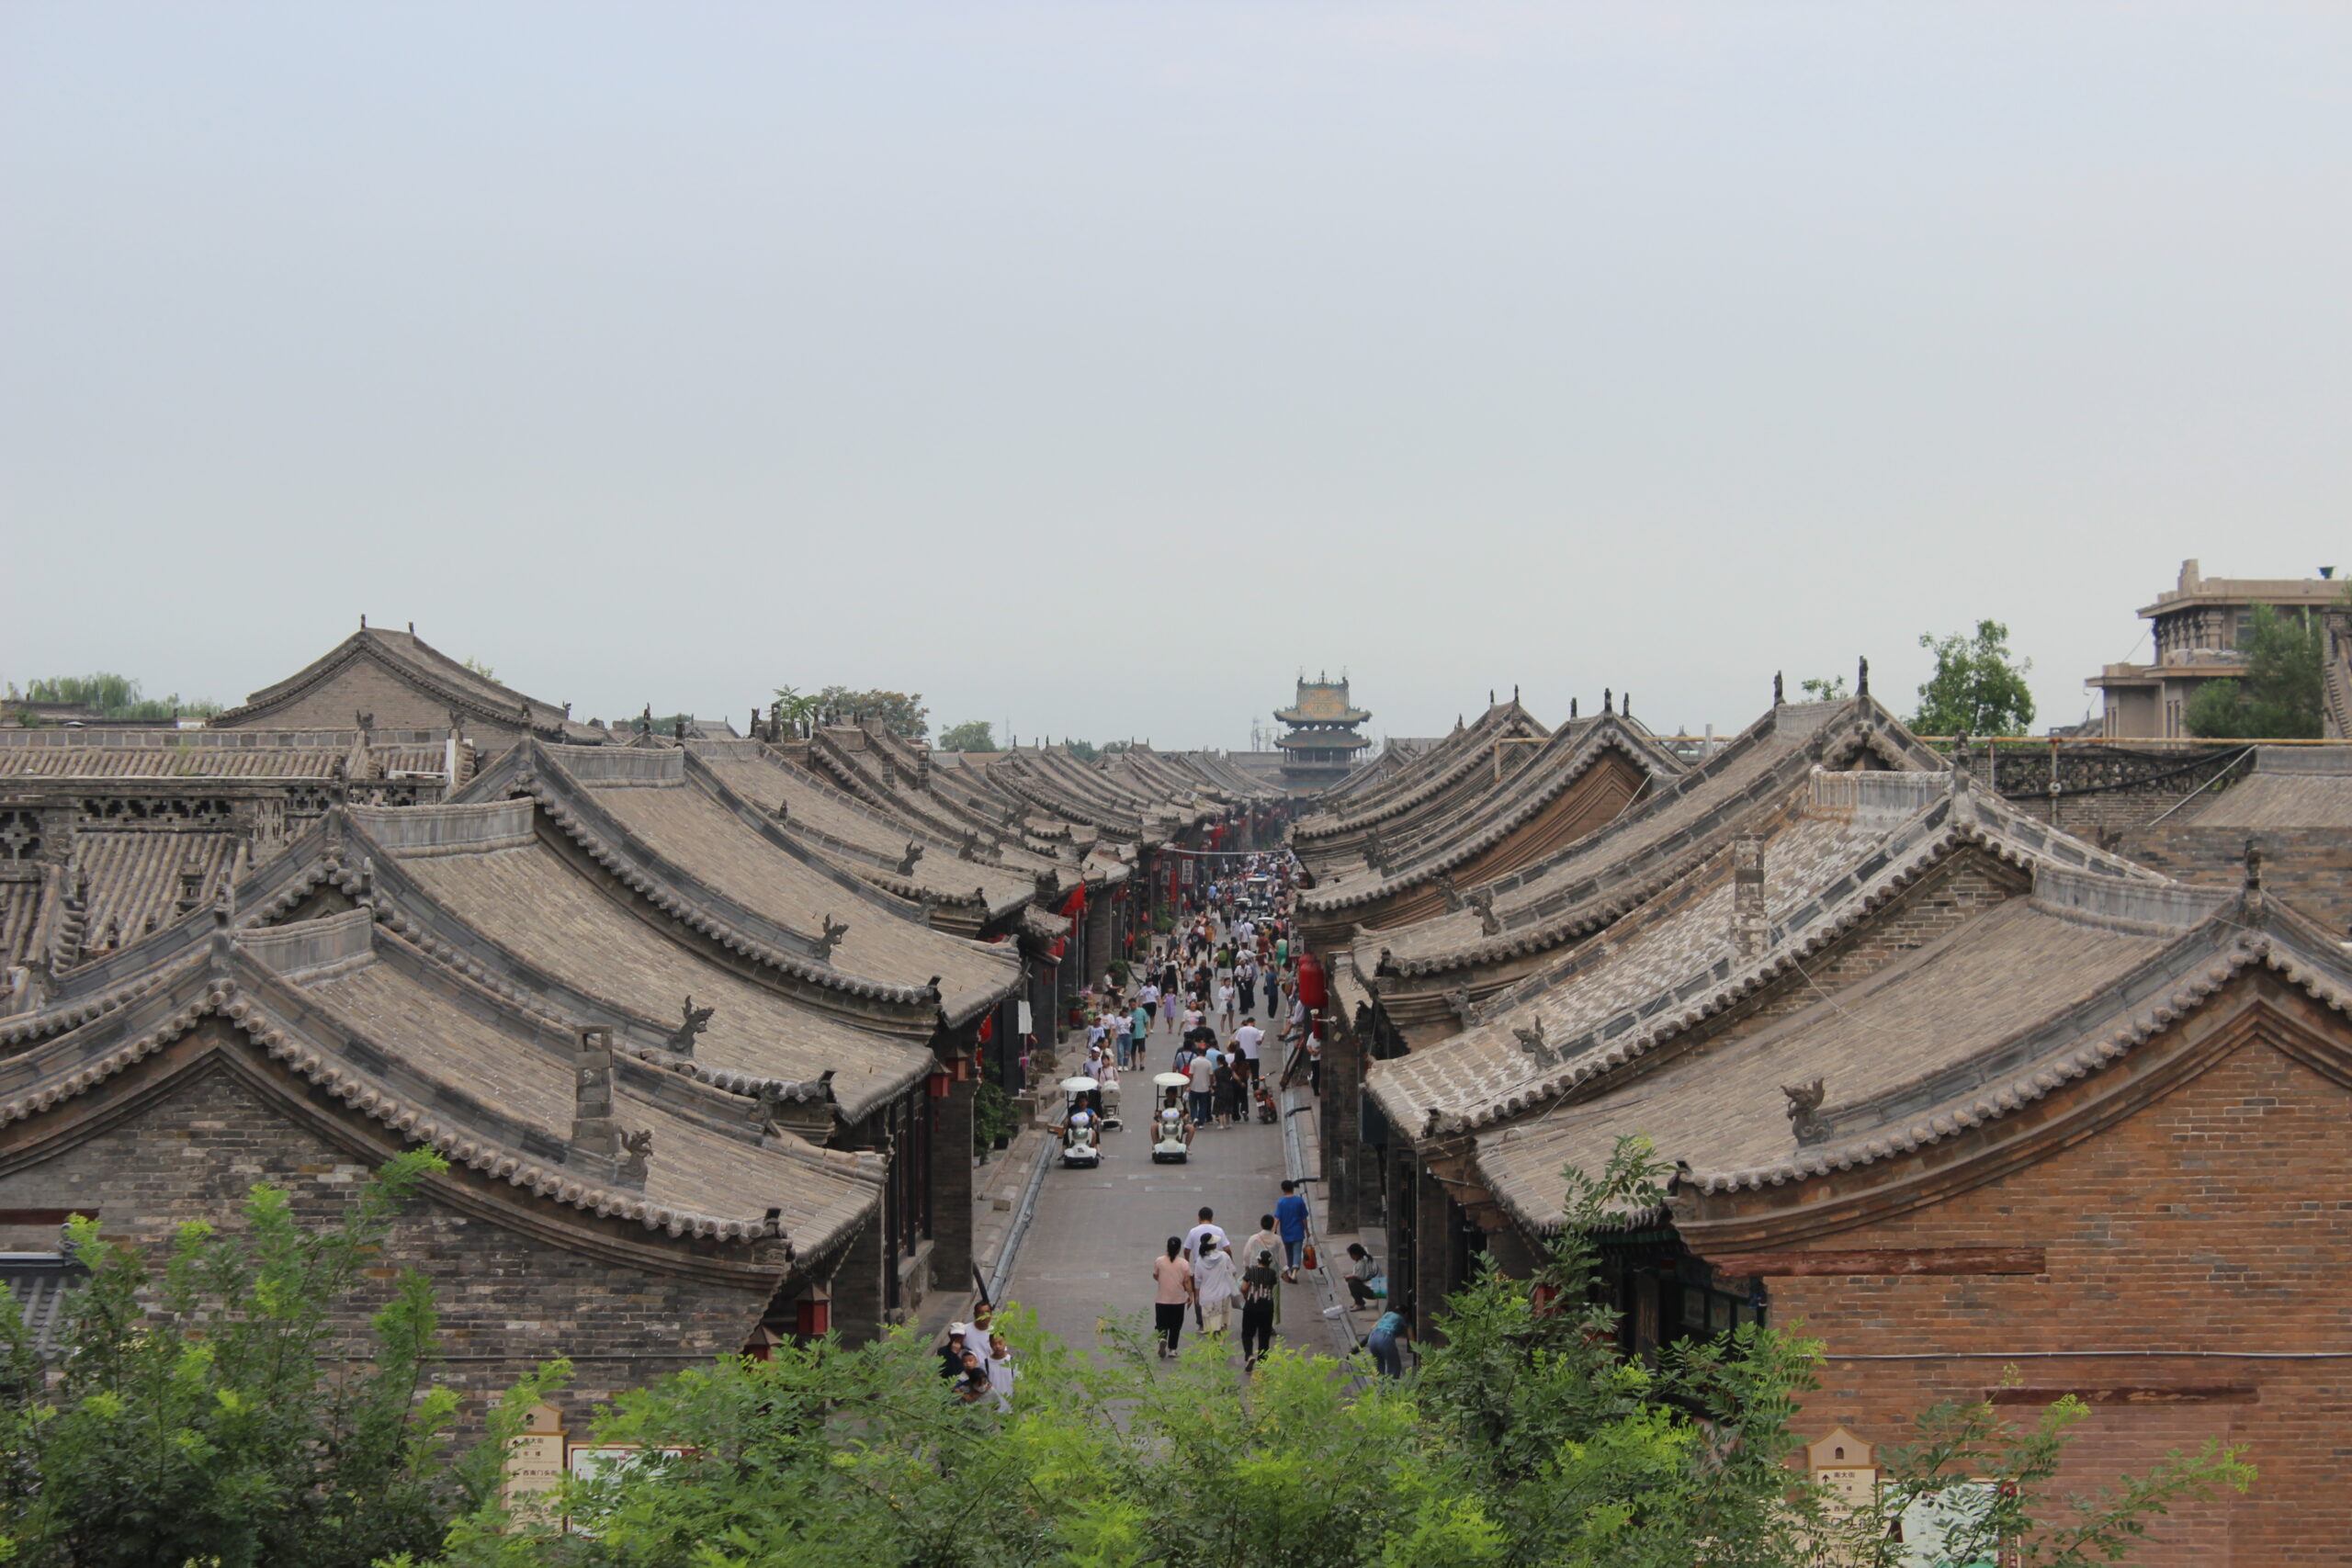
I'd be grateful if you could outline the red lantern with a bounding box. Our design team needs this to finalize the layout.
[952,1055,973,1081]
[926,1068,952,1100]
[796,1296,831,1338]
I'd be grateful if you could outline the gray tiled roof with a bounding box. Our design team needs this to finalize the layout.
[1367,768,2162,1137]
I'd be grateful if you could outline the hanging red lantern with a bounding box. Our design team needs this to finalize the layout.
[926,1068,953,1100]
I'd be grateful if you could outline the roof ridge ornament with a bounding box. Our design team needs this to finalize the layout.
[1513,1018,1558,1069]
[1773,671,1784,707]
[665,995,714,1056]
[1857,656,1870,699]
[1466,884,1501,938]
[1782,1077,1832,1145]
[814,914,849,963]
[2243,836,2267,924]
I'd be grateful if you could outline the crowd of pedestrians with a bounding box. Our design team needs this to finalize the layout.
[947,843,1409,1384]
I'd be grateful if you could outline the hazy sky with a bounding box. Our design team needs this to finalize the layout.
[6,3,2347,749]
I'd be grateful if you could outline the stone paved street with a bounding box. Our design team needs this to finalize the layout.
[1001,1032,1328,1367]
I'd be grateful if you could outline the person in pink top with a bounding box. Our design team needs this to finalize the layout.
[1151,1235,1195,1359]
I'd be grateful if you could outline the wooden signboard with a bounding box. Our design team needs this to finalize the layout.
[503,1401,568,1514]
[1806,1426,1879,1513]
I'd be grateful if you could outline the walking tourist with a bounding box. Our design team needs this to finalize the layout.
[1152,1236,1193,1357]
[1195,1238,1239,1339]
[1240,1247,1280,1370]
[1275,1179,1310,1281]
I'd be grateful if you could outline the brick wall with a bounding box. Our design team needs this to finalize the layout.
[2120,825,2352,934]
[0,1060,772,1432]
[1728,998,2352,1566]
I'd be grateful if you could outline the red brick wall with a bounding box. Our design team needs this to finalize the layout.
[1745,1013,2352,1565]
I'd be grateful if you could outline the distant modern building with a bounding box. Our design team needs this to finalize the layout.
[2086,559,2342,739]
[1274,674,1372,791]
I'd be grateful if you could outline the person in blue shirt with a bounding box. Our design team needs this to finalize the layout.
[1366,1309,1408,1379]
[1273,1179,1310,1282]
[1128,1004,1150,1069]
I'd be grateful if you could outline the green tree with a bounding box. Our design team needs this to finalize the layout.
[1064,739,1130,763]
[768,686,820,739]
[0,1151,526,1568]
[2182,604,2324,739]
[419,1134,2249,1568]
[12,672,220,720]
[939,720,1000,752]
[462,658,498,682]
[808,686,930,741]
[1914,620,2036,737]
[1798,675,1849,702]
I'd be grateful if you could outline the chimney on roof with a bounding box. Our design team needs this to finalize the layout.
[571,1027,621,1157]
[1731,834,1768,961]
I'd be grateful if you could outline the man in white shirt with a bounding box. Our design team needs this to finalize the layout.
[1184,1207,1229,1266]
[1233,1019,1264,1084]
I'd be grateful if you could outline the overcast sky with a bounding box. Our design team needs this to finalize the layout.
[5,3,2346,749]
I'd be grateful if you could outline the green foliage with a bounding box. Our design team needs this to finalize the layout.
[2182,604,2324,739]
[972,1079,1017,1156]
[462,658,498,682]
[1063,739,1130,763]
[0,1143,2247,1568]
[407,1134,2248,1568]
[767,686,820,739]
[809,687,929,741]
[1914,620,2037,737]
[10,673,220,721]
[1799,675,1849,702]
[0,1151,526,1568]
[939,720,1000,752]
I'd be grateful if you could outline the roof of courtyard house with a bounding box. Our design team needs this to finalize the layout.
[0,726,455,780]
[1349,694,1944,977]
[1294,698,1550,846]
[1367,767,2165,1141]
[331,801,941,1122]
[2171,745,2352,830]
[810,728,1091,862]
[0,907,881,1268]
[1159,750,1288,802]
[456,741,1022,1029]
[1102,745,1256,807]
[209,626,605,743]
[1299,711,1689,916]
[0,727,473,973]
[1471,851,2336,1236]
[685,739,1043,923]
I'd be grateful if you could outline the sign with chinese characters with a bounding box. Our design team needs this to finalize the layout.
[503,1401,567,1512]
[1805,1425,1879,1512]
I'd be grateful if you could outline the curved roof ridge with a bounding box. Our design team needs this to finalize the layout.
[1301,717,1685,912]
[1295,701,1549,839]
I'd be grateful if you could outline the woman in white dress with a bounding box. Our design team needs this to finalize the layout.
[1193,1239,1240,1339]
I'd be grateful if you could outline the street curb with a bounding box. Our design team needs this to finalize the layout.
[986,1122,1059,1306]
[1280,1083,1368,1371]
